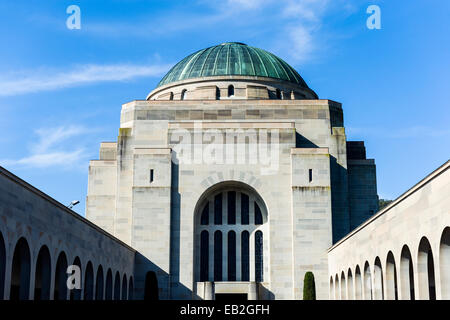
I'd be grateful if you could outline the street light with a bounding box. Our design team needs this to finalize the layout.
[67,200,80,209]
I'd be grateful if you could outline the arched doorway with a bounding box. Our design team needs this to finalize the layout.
[10,237,31,300]
[194,182,268,285]
[400,245,415,300]
[70,257,82,300]
[418,237,436,299]
[121,274,127,300]
[54,251,68,300]
[354,265,362,300]
[34,245,51,300]
[347,268,354,300]
[440,227,450,299]
[105,269,113,300]
[84,261,94,300]
[95,265,104,300]
[128,276,134,300]
[144,271,159,300]
[363,261,372,300]
[334,274,339,299]
[114,272,121,300]
[340,272,346,300]
[373,257,384,300]
[0,232,5,300]
[329,276,334,300]
[385,251,398,300]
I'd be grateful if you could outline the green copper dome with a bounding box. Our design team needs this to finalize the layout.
[157,42,309,88]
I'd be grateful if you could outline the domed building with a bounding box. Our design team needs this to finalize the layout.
[86,42,379,300]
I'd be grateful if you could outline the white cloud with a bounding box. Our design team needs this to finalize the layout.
[0,125,93,169]
[0,63,171,96]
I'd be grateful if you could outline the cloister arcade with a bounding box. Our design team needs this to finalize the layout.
[0,233,134,300]
[329,228,450,300]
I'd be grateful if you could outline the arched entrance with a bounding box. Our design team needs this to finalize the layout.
[95,265,104,300]
[418,237,436,299]
[54,251,68,300]
[70,257,82,300]
[440,227,450,299]
[34,245,51,300]
[105,269,113,300]
[114,272,121,300]
[347,268,353,300]
[194,181,269,299]
[400,245,415,300]
[363,261,372,300]
[354,265,362,300]
[84,261,94,300]
[144,271,159,300]
[373,257,384,300]
[0,232,6,300]
[194,182,268,283]
[10,237,31,300]
[386,251,398,300]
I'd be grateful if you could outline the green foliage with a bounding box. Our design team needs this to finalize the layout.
[303,271,316,300]
[379,199,393,210]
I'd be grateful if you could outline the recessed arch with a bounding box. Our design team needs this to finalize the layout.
[354,265,362,300]
[180,89,187,100]
[400,245,415,300]
[276,88,282,99]
[329,276,334,300]
[386,251,398,300]
[95,265,104,300]
[114,271,121,300]
[334,274,339,299]
[144,271,159,300]
[440,227,450,299]
[347,268,354,300]
[374,257,384,300]
[34,245,51,300]
[54,251,68,300]
[105,268,113,300]
[121,274,128,300]
[84,261,94,300]
[228,85,234,97]
[340,271,346,300]
[169,92,173,100]
[194,181,269,283]
[10,237,31,300]
[418,237,436,299]
[0,232,5,300]
[363,261,372,300]
[70,256,82,300]
[128,276,134,300]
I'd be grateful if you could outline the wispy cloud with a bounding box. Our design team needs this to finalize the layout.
[0,125,94,169]
[0,63,171,96]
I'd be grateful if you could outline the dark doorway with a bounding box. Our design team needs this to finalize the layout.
[215,293,247,301]
[144,271,159,300]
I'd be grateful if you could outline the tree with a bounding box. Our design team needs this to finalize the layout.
[379,199,393,210]
[303,271,316,300]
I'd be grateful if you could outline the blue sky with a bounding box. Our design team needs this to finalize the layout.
[0,0,448,216]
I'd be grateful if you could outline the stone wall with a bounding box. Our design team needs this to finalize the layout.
[0,166,136,300]
[328,161,450,300]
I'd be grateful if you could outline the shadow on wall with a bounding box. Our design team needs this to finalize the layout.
[296,132,350,244]
[133,157,193,300]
